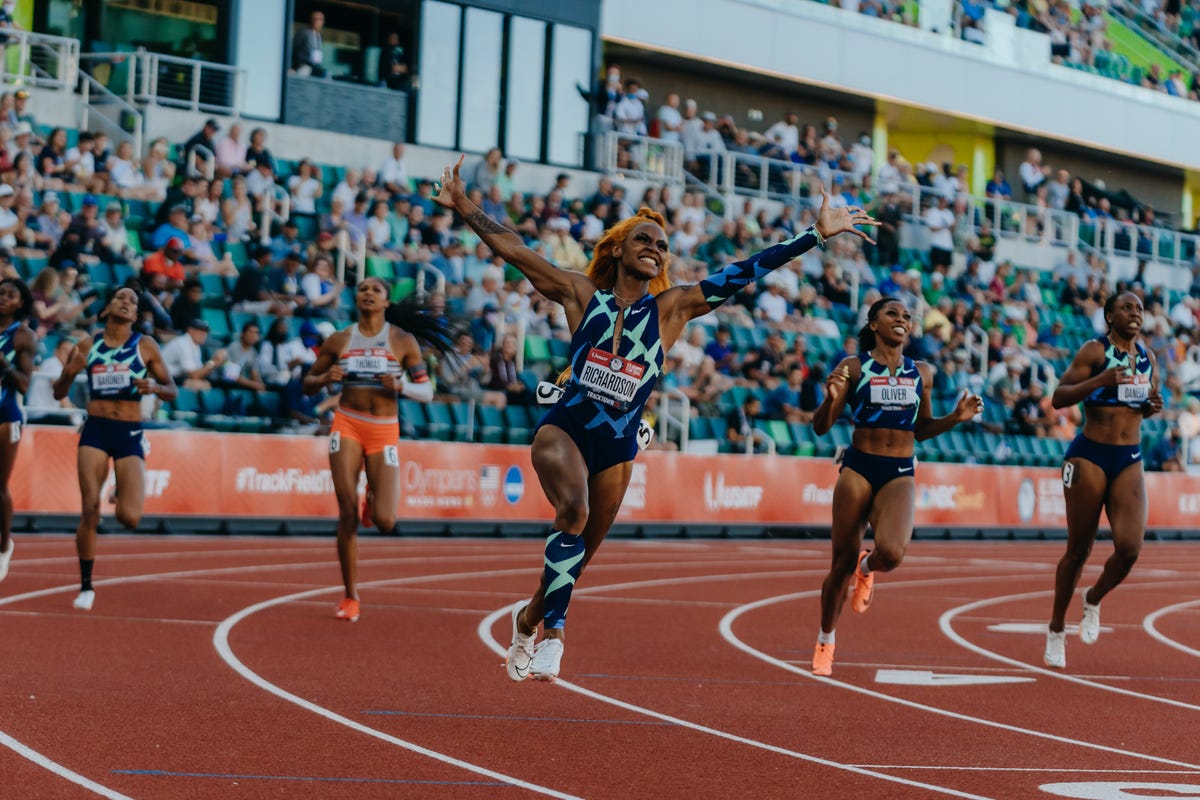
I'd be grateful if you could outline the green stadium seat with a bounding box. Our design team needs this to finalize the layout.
[390,277,416,302]
[200,308,231,339]
[476,404,506,443]
[399,399,426,438]
[424,402,454,440]
[504,405,534,444]
[366,256,395,280]
[524,335,551,364]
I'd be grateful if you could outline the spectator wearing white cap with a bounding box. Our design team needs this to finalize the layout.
[32,190,69,251]
[544,216,587,271]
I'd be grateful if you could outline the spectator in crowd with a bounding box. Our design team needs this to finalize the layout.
[292,10,327,77]
[726,395,769,453]
[656,92,684,142]
[1019,148,1048,200]
[288,158,323,214]
[379,143,408,196]
[379,31,410,90]
[221,320,268,393]
[183,118,221,174]
[215,122,250,177]
[161,318,227,391]
[925,192,956,270]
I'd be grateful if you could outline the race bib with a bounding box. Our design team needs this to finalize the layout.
[1117,373,1150,404]
[577,348,644,411]
[344,347,392,378]
[346,355,388,374]
[90,364,131,392]
[869,376,917,407]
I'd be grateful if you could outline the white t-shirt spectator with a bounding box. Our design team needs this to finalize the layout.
[109,156,144,190]
[379,154,408,190]
[65,147,95,181]
[656,103,683,142]
[26,354,65,412]
[161,334,204,380]
[924,205,956,251]
[245,168,276,201]
[764,120,799,154]
[288,174,321,214]
[367,215,393,250]
[580,213,605,243]
[691,127,726,158]
[613,95,646,136]
[756,289,789,324]
[0,205,17,249]
[332,180,359,211]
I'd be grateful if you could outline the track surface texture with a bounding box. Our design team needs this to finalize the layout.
[1,535,1197,799]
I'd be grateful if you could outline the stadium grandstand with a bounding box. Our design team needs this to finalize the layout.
[3,0,1199,530]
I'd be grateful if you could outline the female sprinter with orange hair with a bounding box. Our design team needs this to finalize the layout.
[303,278,453,622]
[435,157,876,682]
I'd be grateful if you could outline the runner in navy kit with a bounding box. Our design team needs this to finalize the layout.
[53,286,177,610]
[810,296,983,676]
[435,156,877,682]
[1043,291,1160,669]
[0,278,35,583]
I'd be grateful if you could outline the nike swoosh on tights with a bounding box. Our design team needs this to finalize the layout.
[1131,452,1141,459]
[898,466,913,473]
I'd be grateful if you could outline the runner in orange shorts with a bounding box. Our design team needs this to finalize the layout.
[303,277,451,622]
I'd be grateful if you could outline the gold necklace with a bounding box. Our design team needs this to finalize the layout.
[611,287,641,306]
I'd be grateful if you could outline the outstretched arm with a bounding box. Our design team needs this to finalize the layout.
[660,185,877,330]
[433,156,592,320]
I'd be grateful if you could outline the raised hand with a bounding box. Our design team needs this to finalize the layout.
[432,155,468,211]
[953,389,985,422]
[814,184,879,244]
[825,363,853,404]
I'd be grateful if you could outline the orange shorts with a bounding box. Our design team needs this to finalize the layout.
[330,408,400,457]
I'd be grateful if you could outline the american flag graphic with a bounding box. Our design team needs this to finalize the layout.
[480,465,500,491]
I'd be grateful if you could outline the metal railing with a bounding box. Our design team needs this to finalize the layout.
[693,150,863,206]
[1084,217,1199,269]
[80,49,245,116]
[186,143,215,180]
[416,263,446,302]
[258,183,291,247]
[0,30,79,91]
[600,131,684,185]
[1106,0,1200,75]
[658,388,692,453]
[77,68,142,157]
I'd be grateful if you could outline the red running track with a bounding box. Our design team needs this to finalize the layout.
[1,535,1198,799]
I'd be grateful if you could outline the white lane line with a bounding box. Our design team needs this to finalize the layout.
[720,580,1200,771]
[938,585,1200,712]
[0,731,135,800]
[1144,599,1200,660]
[851,765,1200,774]
[213,566,584,800]
[478,583,996,800]
[0,550,545,800]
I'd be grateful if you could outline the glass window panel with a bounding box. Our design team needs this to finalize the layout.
[459,7,503,153]
[417,0,461,148]
[547,24,592,167]
[504,17,546,162]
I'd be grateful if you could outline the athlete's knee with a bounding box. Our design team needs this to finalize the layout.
[115,508,141,530]
[871,541,907,572]
[553,497,589,533]
[1112,538,1141,565]
[1062,538,1094,564]
[372,513,396,534]
[337,503,359,530]
[80,501,101,526]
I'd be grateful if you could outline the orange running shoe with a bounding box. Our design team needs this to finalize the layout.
[812,642,835,676]
[360,491,373,529]
[850,549,874,614]
[335,597,360,622]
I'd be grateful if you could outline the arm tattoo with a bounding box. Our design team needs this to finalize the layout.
[465,210,514,237]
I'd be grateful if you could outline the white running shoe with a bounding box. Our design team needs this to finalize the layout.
[1044,628,1066,669]
[505,603,536,682]
[530,638,564,682]
[73,590,95,611]
[0,539,12,583]
[1080,591,1101,645]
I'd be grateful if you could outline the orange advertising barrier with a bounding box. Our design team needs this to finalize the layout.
[15,426,1200,529]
